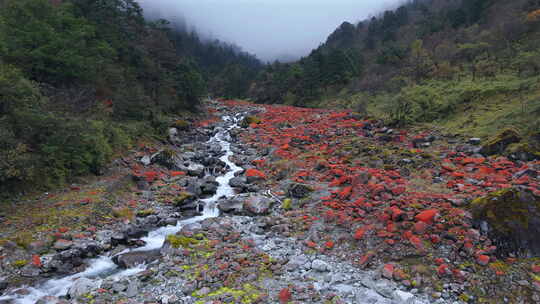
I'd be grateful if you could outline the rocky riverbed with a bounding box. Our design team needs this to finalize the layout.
[0,99,539,303]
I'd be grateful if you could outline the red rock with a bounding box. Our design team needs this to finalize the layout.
[170,171,186,177]
[453,269,467,280]
[325,241,335,249]
[476,255,490,266]
[434,258,445,265]
[409,236,424,251]
[358,253,375,268]
[485,246,497,254]
[390,207,405,221]
[58,227,69,233]
[430,234,441,244]
[278,288,292,304]
[354,227,367,240]
[31,255,41,267]
[437,264,451,276]
[532,264,540,273]
[441,164,456,172]
[339,186,352,199]
[393,268,408,281]
[379,213,391,222]
[382,264,394,279]
[246,168,266,179]
[387,239,397,245]
[305,241,317,248]
[415,209,438,223]
[387,222,397,233]
[403,230,413,240]
[414,222,428,234]
[392,186,406,196]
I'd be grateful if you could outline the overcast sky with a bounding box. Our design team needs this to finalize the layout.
[137,0,404,62]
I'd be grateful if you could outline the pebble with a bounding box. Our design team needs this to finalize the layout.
[311,259,330,272]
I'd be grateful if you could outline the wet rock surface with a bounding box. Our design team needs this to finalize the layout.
[112,249,161,269]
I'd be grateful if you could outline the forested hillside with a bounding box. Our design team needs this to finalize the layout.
[249,0,540,137]
[0,0,261,194]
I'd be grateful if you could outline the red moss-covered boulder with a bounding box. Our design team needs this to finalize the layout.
[246,168,266,183]
[278,287,292,303]
[476,255,490,266]
[382,264,394,279]
[415,209,439,224]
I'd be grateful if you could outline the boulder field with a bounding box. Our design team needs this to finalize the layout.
[0,99,539,303]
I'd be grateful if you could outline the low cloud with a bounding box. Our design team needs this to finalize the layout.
[137,0,404,62]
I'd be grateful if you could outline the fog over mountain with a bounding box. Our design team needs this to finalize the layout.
[137,0,405,62]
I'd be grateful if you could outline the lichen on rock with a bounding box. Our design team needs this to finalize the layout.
[506,142,540,161]
[172,119,190,131]
[173,192,194,207]
[470,187,540,257]
[240,116,262,128]
[479,128,522,156]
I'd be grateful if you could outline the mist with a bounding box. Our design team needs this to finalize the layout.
[136,0,405,62]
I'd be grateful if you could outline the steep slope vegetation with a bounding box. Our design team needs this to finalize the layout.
[0,0,261,195]
[249,0,540,141]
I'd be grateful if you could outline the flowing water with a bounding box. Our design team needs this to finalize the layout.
[0,114,243,304]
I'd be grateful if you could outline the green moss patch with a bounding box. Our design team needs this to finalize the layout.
[480,128,522,156]
[470,188,540,256]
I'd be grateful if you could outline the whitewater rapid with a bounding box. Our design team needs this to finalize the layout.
[0,114,243,304]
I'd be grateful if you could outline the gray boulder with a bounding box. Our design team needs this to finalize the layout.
[218,198,244,214]
[112,250,161,269]
[288,183,313,199]
[243,195,273,216]
[73,240,102,258]
[201,181,219,195]
[68,278,101,299]
[311,259,330,272]
[229,176,248,189]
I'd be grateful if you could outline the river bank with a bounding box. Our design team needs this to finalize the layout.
[1,99,539,303]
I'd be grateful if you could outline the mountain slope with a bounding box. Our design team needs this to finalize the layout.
[0,0,261,195]
[248,0,540,144]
